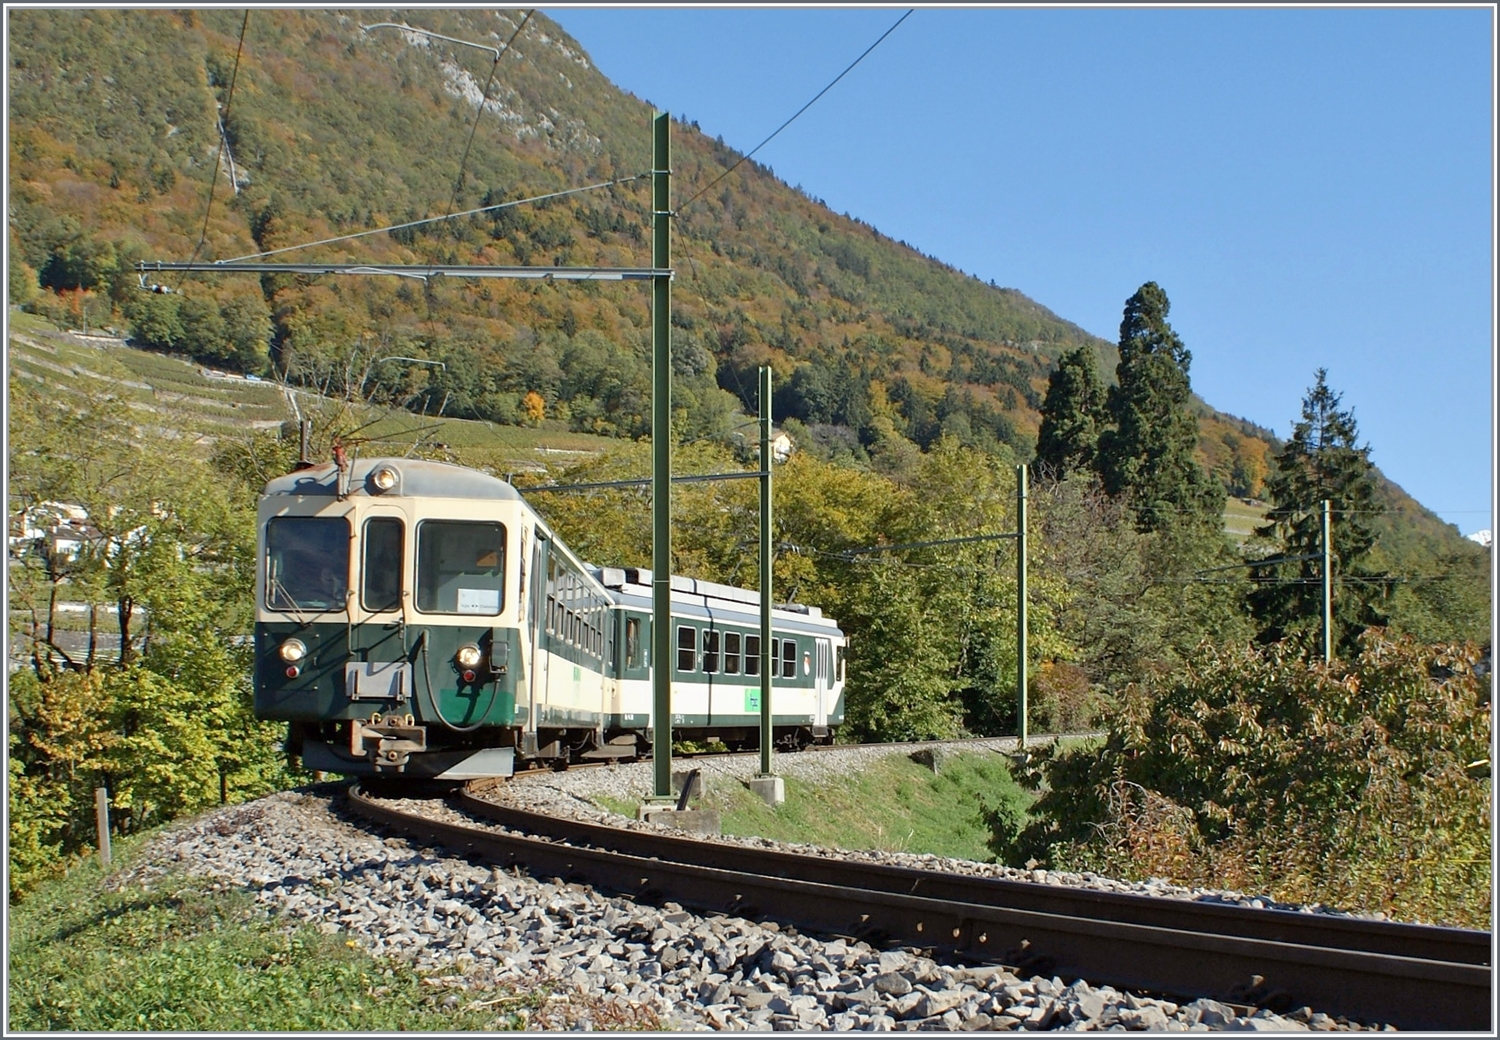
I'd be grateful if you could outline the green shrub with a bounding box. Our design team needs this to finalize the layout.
[1028,661,1100,732]
[1009,633,1491,927]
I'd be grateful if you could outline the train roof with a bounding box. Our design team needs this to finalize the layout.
[592,566,840,631]
[261,458,521,501]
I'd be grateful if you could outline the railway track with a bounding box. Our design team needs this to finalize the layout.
[346,782,1491,1031]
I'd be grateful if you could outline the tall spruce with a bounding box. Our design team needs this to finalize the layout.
[1096,282,1224,533]
[1035,345,1107,480]
[1248,369,1387,656]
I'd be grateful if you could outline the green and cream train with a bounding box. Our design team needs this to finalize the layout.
[254,457,846,778]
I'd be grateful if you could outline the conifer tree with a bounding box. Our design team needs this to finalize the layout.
[1035,345,1106,481]
[1096,282,1224,533]
[1248,369,1387,655]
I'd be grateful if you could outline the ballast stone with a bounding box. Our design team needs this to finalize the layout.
[101,787,1379,1032]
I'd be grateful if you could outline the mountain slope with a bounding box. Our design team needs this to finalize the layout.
[6,8,1484,577]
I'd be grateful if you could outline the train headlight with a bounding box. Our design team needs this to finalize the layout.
[371,466,398,492]
[278,638,307,664]
[455,644,483,669]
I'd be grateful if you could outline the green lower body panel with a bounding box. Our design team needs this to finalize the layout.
[302,741,514,779]
[255,621,520,730]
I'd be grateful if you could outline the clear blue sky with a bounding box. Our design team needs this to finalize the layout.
[542,5,1495,537]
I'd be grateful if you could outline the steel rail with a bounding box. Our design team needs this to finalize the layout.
[457,784,1488,968]
[345,784,1490,1031]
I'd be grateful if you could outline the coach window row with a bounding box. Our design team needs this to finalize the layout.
[676,626,797,678]
[545,559,606,660]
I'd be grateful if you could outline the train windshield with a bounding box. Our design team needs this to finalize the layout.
[416,520,506,615]
[265,516,350,612]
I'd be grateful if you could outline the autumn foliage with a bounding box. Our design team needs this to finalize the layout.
[1004,634,1491,927]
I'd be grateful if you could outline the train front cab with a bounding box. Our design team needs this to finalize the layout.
[254,460,525,779]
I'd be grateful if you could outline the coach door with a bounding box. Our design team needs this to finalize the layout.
[347,510,411,702]
[815,638,832,726]
[526,535,550,733]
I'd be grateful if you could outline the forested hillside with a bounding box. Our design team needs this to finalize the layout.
[9,9,1479,558]
[8,8,1271,478]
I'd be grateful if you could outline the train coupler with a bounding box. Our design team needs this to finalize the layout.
[350,713,426,771]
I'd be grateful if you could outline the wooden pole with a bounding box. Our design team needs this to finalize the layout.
[95,787,111,867]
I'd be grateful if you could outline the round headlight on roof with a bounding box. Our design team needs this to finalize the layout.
[278,638,307,663]
[455,643,483,669]
[371,466,398,492]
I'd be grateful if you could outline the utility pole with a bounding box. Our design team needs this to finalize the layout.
[1016,464,1028,750]
[757,366,776,781]
[1321,499,1332,664]
[650,112,674,802]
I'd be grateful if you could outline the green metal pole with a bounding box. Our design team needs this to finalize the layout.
[1016,464,1028,749]
[759,366,774,777]
[1321,498,1332,664]
[651,113,673,800]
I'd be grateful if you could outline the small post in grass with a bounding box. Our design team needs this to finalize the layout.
[95,786,112,867]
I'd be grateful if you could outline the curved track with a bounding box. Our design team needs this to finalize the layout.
[345,782,1491,1031]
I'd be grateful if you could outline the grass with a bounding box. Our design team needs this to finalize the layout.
[6,749,1028,1031]
[5,830,660,1032]
[1223,496,1269,542]
[598,749,1036,864]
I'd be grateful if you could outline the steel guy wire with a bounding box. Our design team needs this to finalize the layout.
[678,9,913,214]
[219,177,646,263]
[180,10,251,289]
[415,11,534,278]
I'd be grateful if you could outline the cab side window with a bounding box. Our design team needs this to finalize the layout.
[362,517,404,612]
[416,520,505,615]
